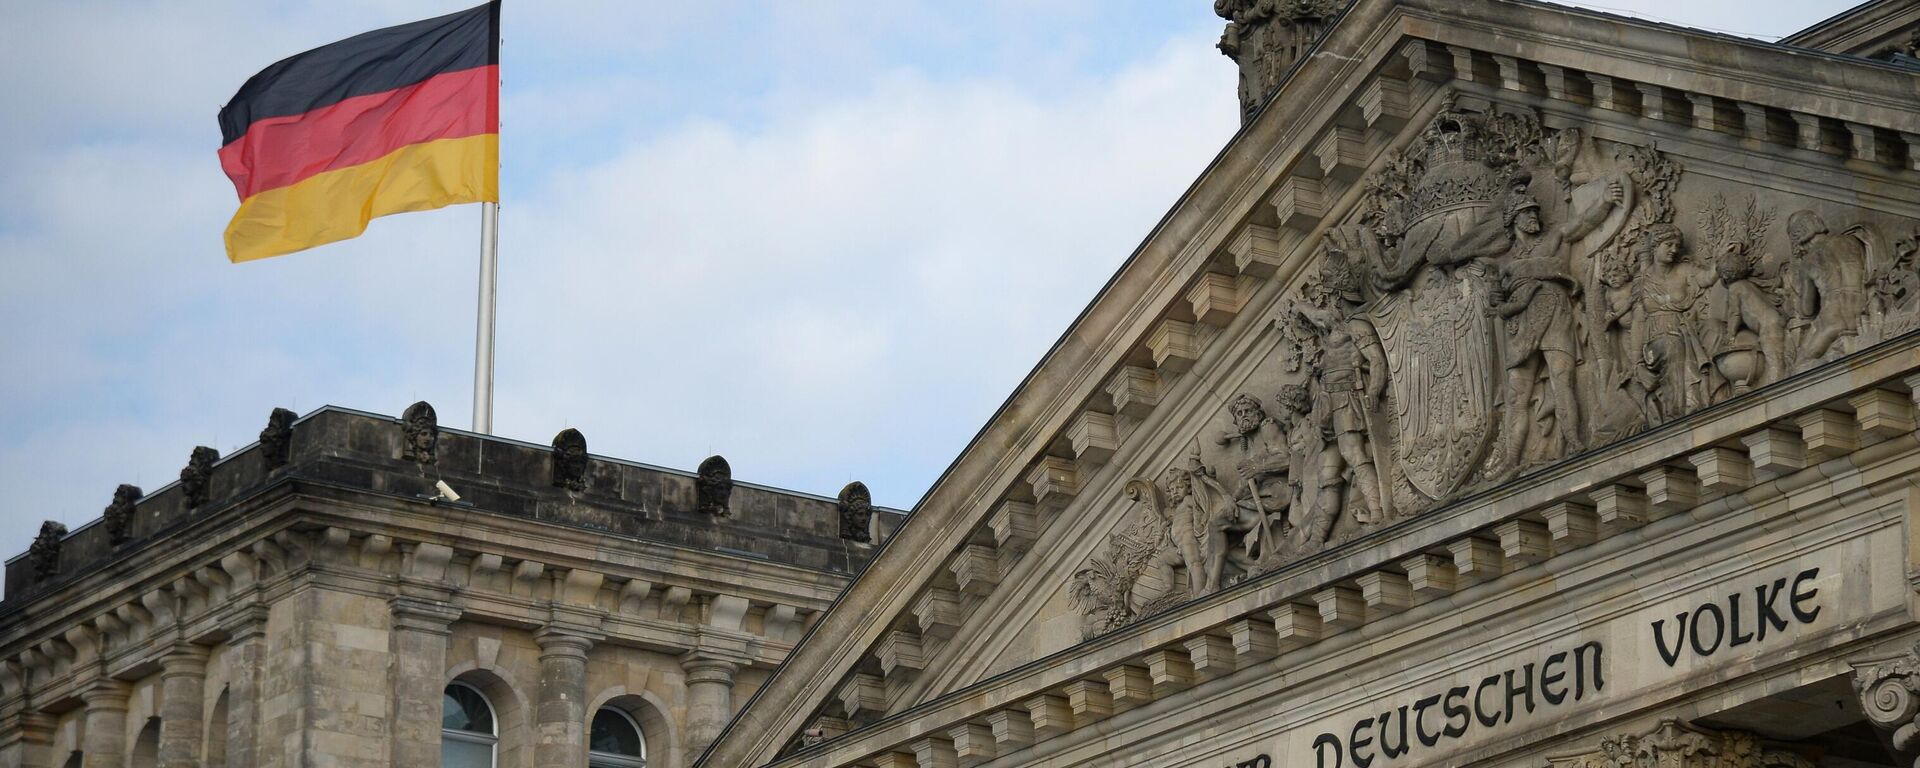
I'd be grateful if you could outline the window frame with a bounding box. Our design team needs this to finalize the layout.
[442,681,499,768]
[587,706,647,768]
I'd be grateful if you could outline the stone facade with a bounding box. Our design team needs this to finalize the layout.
[0,406,902,767]
[701,2,1920,767]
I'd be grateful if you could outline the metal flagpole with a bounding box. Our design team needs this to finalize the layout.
[473,202,498,434]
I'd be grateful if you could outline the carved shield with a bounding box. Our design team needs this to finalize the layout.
[1368,216,1500,502]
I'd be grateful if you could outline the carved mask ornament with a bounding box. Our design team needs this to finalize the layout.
[181,446,219,509]
[28,521,66,581]
[260,406,296,471]
[551,428,589,491]
[401,401,439,465]
[104,483,142,546]
[838,481,873,543]
[697,454,733,516]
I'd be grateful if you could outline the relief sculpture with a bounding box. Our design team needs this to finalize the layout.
[1072,95,1920,637]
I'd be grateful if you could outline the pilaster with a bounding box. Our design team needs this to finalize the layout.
[533,627,600,768]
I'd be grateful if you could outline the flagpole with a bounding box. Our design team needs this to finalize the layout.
[473,201,499,434]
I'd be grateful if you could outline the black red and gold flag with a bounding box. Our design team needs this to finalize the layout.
[218,2,499,262]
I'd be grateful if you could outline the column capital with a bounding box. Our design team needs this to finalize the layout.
[159,642,210,677]
[0,710,57,749]
[678,652,741,684]
[532,626,599,660]
[389,596,462,635]
[80,678,130,710]
[1854,645,1920,760]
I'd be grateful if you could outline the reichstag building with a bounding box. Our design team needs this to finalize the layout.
[6,1,1920,766]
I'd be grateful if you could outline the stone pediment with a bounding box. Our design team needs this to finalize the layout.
[701,2,1920,765]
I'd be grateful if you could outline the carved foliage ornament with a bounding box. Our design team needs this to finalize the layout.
[104,483,141,546]
[28,521,66,581]
[1072,97,1920,636]
[1545,720,1813,768]
[838,481,872,543]
[260,406,296,471]
[551,428,589,491]
[401,401,439,465]
[181,446,219,509]
[697,454,733,516]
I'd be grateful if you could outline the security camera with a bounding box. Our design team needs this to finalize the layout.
[434,480,462,503]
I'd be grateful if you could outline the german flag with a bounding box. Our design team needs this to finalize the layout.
[218,2,499,263]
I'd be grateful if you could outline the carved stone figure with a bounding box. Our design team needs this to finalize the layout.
[1784,210,1868,364]
[1213,393,1292,557]
[1544,720,1814,768]
[1621,223,1715,427]
[1870,227,1920,337]
[1336,103,1538,508]
[1214,0,1345,122]
[551,428,589,491]
[1700,195,1786,397]
[1289,253,1393,527]
[104,484,141,546]
[1170,447,1258,593]
[28,521,66,581]
[1070,478,1182,636]
[401,401,439,465]
[181,446,218,509]
[1489,182,1623,471]
[696,455,733,516]
[260,407,296,471]
[837,482,873,543]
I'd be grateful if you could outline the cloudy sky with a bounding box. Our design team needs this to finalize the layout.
[0,0,1853,560]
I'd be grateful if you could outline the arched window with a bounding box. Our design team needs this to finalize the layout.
[442,682,497,768]
[130,717,160,768]
[588,707,646,767]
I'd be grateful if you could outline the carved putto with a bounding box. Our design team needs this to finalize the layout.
[181,446,219,509]
[696,454,733,516]
[1072,96,1920,636]
[551,428,589,491]
[104,483,141,546]
[838,481,873,543]
[260,407,296,471]
[28,521,66,580]
[401,401,439,465]
[1544,720,1812,768]
[1214,0,1345,122]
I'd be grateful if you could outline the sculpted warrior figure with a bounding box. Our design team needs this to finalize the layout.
[1785,210,1867,363]
[1488,182,1623,470]
[1290,255,1393,524]
[1623,223,1714,425]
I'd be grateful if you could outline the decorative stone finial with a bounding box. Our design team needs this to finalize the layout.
[1544,719,1813,767]
[104,484,142,545]
[401,401,439,465]
[181,446,219,509]
[1215,0,1346,123]
[551,428,589,491]
[259,407,296,471]
[696,455,733,516]
[837,481,872,543]
[28,521,66,580]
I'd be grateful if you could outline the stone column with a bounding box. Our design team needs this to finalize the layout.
[156,643,209,768]
[0,711,57,768]
[81,679,130,768]
[389,597,460,767]
[533,628,595,768]
[680,654,739,756]
[220,609,267,768]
